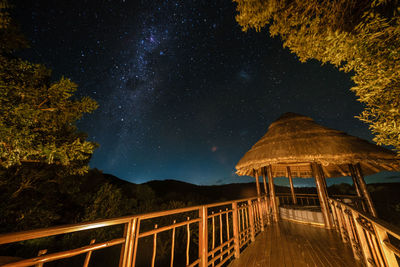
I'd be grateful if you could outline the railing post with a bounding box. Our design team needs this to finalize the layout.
[335,203,349,243]
[328,200,338,230]
[351,210,375,267]
[119,218,137,267]
[131,218,141,267]
[375,225,399,267]
[341,208,361,261]
[84,239,96,267]
[263,196,270,223]
[36,249,47,267]
[232,201,240,259]
[256,198,265,232]
[247,200,255,242]
[199,206,208,267]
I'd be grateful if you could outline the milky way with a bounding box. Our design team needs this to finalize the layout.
[15,0,400,185]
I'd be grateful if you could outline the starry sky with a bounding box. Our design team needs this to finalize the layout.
[13,0,400,186]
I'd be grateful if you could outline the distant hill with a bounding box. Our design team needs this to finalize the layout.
[143,179,259,203]
[68,169,400,226]
[98,174,400,206]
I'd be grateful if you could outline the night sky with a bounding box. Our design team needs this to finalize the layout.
[13,0,400,186]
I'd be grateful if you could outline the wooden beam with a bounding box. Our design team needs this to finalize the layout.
[261,170,271,221]
[267,165,279,222]
[254,170,261,197]
[348,164,362,198]
[311,163,333,229]
[348,164,368,212]
[262,171,268,195]
[354,163,378,217]
[286,166,297,204]
[320,166,330,201]
[254,170,265,231]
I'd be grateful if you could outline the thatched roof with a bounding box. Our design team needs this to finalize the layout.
[236,113,400,178]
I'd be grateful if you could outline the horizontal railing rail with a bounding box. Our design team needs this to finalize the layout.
[0,195,270,267]
[276,193,320,206]
[329,198,400,267]
[276,193,365,211]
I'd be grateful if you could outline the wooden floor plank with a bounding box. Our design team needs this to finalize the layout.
[280,223,295,267]
[228,220,361,267]
[281,221,306,267]
[264,222,272,267]
[312,227,345,267]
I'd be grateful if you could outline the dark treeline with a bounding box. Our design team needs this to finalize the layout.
[2,167,400,234]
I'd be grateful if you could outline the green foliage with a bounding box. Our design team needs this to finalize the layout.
[234,0,400,153]
[0,1,98,174]
[83,183,136,221]
[0,1,100,234]
[0,165,78,232]
[0,0,11,29]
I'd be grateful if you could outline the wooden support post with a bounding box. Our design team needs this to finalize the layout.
[262,173,268,195]
[199,206,208,267]
[348,164,362,198]
[232,202,240,259]
[254,170,261,197]
[247,200,255,241]
[322,172,329,198]
[267,165,279,222]
[262,172,271,222]
[354,163,378,217]
[131,219,141,267]
[312,163,333,229]
[286,166,297,205]
[119,224,129,267]
[348,164,367,212]
[254,171,265,231]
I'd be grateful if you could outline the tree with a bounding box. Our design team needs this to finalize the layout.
[0,1,98,175]
[233,0,400,153]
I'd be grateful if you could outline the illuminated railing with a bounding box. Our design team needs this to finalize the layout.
[277,193,320,206]
[0,196,269,267]
[277,193,365,211]
[329,198,400,267]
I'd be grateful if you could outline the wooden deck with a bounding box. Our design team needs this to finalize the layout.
[228,220,362,267]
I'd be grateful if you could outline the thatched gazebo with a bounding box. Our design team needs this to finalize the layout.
[235,112,400,228]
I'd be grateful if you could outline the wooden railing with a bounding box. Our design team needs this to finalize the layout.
[329,198,400,267]
[277,193,320,206]
[0,196,269,267]
[277,193,365,210]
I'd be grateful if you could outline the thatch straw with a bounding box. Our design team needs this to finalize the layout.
[236,113,400,178]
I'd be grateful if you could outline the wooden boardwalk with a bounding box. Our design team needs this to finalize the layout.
[228,220,362,267]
